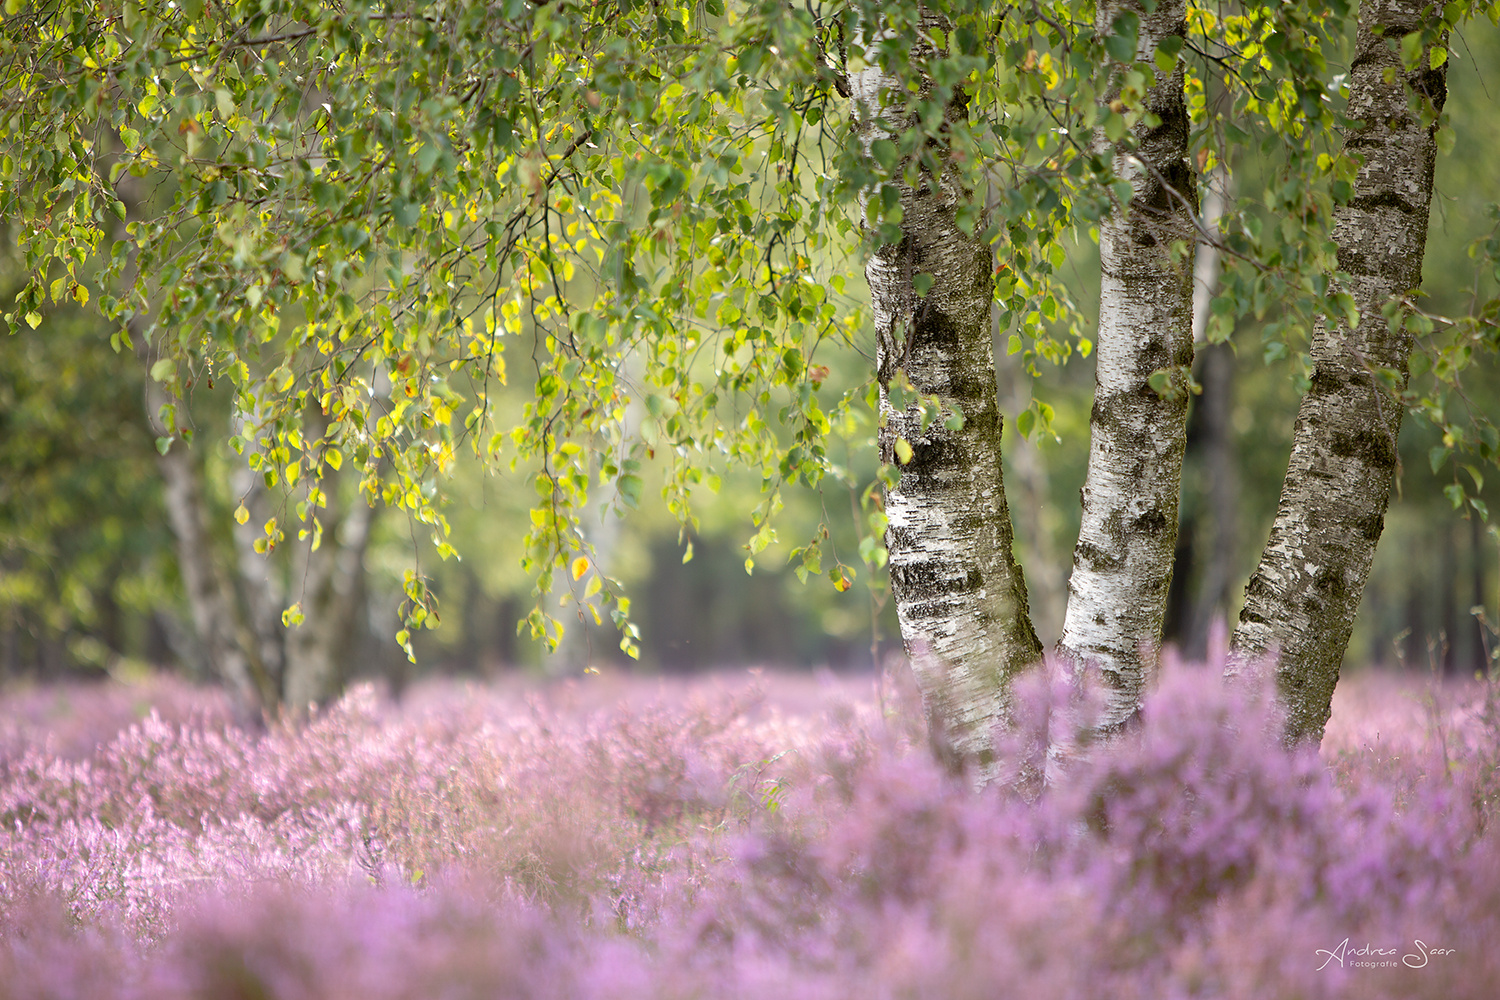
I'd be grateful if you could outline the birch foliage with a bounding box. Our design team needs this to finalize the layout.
[5,0,1500,709]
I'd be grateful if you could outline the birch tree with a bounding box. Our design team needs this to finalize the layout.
[1057,0,1195,736]
[855,10,1042,774]
[5,0,1500,766]
[1232,0,1450,744]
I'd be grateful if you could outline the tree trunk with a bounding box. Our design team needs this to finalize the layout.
[229,440,287,697]
[1185,340,1238,657]
[1165,170,1235,659]
[283,476,375,710]
[142,358,274,715]
[1058,0,1195,734]
[855,15,1042,779]
[1231,0,1447,744]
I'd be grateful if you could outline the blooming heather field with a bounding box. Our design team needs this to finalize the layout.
[2,659,1499,999]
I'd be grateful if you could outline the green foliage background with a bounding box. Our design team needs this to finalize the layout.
[3,0,1500,681]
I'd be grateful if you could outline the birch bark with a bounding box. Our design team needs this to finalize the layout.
[283,476,376,710]
[1184,171,1237,659]
[1232,0,1447,744]
[1058,0,1195,734]
[855,15,1042,778]
[140,348,274,715]
[232,409,376,711]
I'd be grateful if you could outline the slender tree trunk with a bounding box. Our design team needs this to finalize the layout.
[1186,341,1237,657]
[141,352,274,714]
[855,14,1042,779]
[1231,0,1447,744]
[229,436,287,698]
[1473,514,1487,673]
[1165,170,1235,658]
[1058,0,1195,734]
[283,476,375,709]
[1186,170,1238,658]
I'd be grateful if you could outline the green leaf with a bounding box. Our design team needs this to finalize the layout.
[155,436,173,456]
[893,438,914,465]
[913,272,934,297]
[1400,31,1423,71]
[416,143,440,176]
[149,358,175,383]
[1016,408,1036,439]
[617,474,644,509]
[1105,11,1140,63]
[1430,444,1449,474]
[1154,34,1183,72]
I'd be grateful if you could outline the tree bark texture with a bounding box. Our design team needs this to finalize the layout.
[230,445,287,696]
[1058,0,1195,734]
[141,362,274,715]
[283,476,375,710]
[855,16,1042,779]
[1232,0,1447,744]
[232,411,376,711]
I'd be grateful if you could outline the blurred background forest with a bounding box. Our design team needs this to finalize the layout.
[5,23,1500,696]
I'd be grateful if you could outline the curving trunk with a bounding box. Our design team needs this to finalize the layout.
[1058,0,1195,735]
[854,15,1043,780]
[1232,0,1447,745]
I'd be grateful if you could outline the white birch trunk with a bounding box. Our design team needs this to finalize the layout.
[1058,0,1196,735]
[141,353,273,714]
[855,16,1042,779]
[1186,171,1237,656]
[1232,0,1447,744]
[229,428,287,697]
[283,477,375,710]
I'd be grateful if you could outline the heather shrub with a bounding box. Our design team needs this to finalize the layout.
[1,663,1498,998]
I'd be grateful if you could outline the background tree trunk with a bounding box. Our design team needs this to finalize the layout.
[140,346,274,715]
[282,476,375,710]
[1058,0,1195,735]
[1231,0,1447,744]
[230,448,287,699]
[1165,170,1237,659]
[855,15,1042,780]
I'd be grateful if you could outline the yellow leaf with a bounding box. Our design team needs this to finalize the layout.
[233,503,249,525]
[570,555,589,580]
